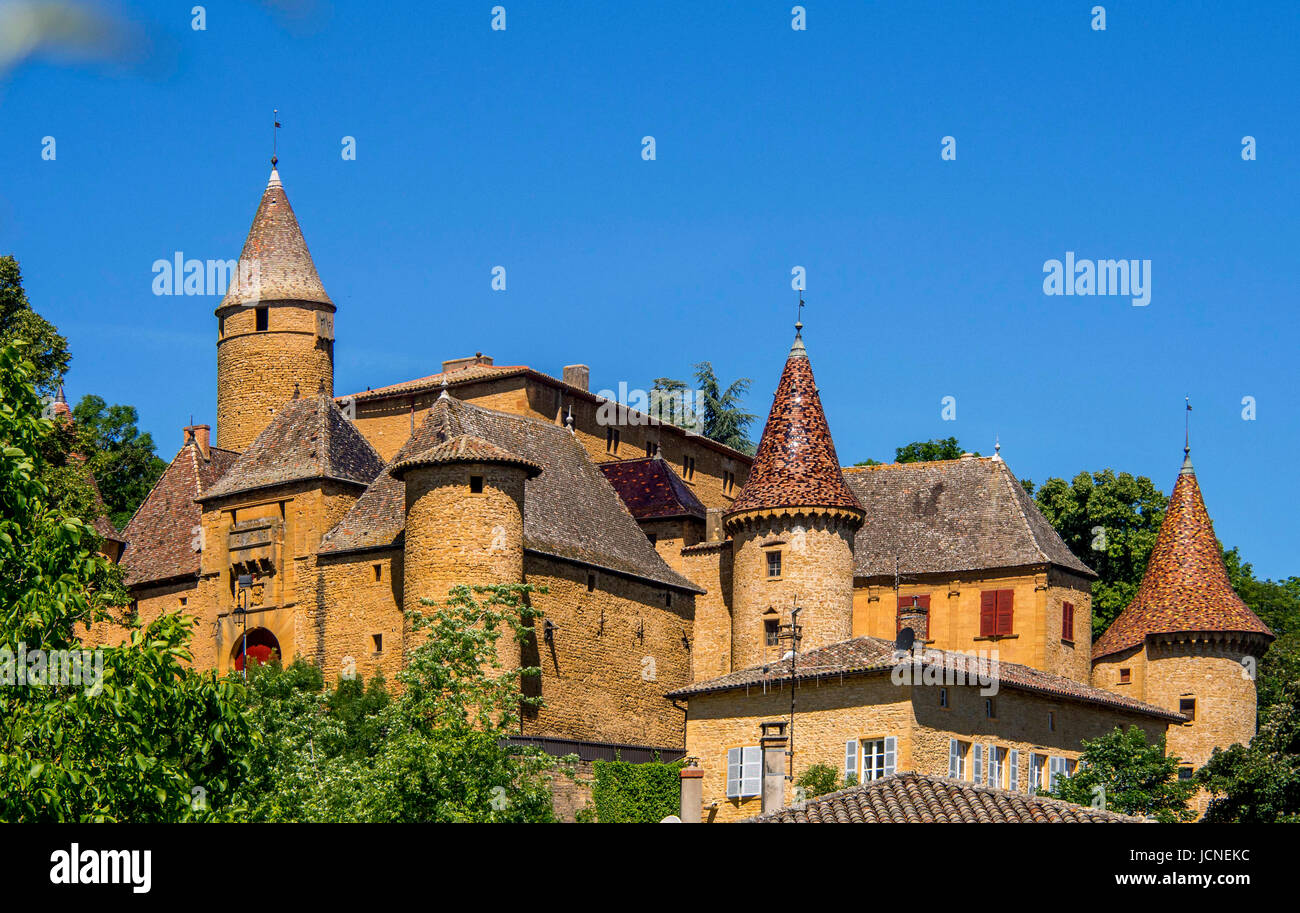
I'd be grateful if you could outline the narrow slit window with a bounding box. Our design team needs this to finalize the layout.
[469,475,484,494]
[255,307,268,332]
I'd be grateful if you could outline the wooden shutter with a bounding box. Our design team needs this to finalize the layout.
[726,747,742,798]
[979,591,997,636]
[896,594,931,611]
[973,743,983,784]
[845,739,859,782]
[948,739,960,778]
[996,589,1014,635]
[986,743,995,786]
[884,737,897,777]
[1008,749,1020,792]
[741,746,762,797]
[1062,601,1074,641]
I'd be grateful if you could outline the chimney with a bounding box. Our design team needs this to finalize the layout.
[184,424,211,461]
[760,721,788,814]
[705,507,725,542]
[678,757,703,823]
[441,353,494,374]
[562,364,590,393]
[897,595,929,642]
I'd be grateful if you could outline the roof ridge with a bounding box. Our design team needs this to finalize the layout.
[993,458,1053,567]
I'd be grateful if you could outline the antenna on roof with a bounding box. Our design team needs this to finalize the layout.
[272,109,281,167]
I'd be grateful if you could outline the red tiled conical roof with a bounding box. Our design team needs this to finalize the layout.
[218,168,333,310]
[1092,452,1273,659]
[726,331,863,518]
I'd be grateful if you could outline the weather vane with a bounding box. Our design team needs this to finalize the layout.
[1185,395,1192,454]
[272,109,281,166]
[795,292,805,333]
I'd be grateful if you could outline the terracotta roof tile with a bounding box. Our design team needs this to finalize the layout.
[391,433,542,479]
[200,392,384,502]
[119,442,239,587]
[319,395,702,593]
[218,168,333,310]
[843,457,1095,578]
[726,333,862,517]
[1093,454,1273,659]
[747,773,1146,823]
[599,457,707,521]
[667,634,1183,721]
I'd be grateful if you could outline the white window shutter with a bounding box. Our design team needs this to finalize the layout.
[726,747,742,798]
[742,746,762,797]
[948,739,959,778]
[845,739,858,781]
[973,744,983,784]
[1008,749,1020,792]
[985,743,995,786]
[884,736,897,777]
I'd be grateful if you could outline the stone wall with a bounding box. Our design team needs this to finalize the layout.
[682,541,733,682]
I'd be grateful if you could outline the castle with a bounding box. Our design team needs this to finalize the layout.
[88,167,1272,819]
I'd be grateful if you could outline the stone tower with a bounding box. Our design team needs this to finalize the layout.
[723,324,865,670]
[215,167,335,452]
[1092,446,1273,791]
[391,423,543,618]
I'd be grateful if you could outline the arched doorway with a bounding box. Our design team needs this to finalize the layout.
[232,628,281,672]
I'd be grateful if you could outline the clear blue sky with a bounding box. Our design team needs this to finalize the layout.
[1,1,1296,578]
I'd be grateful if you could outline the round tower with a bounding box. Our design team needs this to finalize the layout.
[723,324,864,670]
[391,432,542,615]
[215,166,335,452]
[1092,446,1273,801]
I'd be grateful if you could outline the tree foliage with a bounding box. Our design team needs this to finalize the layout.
[69,395,167,530]
[590,758,683,822]
[855,436,978,466]
[794,762,841,799]
[1197,678,1300,823]
[0,256,69,397]
[693,361,756,454]
[1047,726,1195,822]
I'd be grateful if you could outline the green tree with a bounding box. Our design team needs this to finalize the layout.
[649,377,695,430]
[1047,726,1195,822]
[590,758,683,822]
[854,437,978,467]
[0,342,252,822]
[694,361,756,455]
[1222,550,1300,713]
[1198,678,1300,823]
[1027,470,1168,638]
[69,394,166,529]
[794,762,841,799]
[0,256,69,397]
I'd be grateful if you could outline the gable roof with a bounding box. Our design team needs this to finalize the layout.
[666,635,1183,721]
[319,395,703,593]
[747,773,1146,823]
[119,441,240,587]
[200,392,384,502]
[218,167,333,310]
[599,457,707,521]
[1093,453,1272,660]
[726,331,863,517]
[842,457,1095,579]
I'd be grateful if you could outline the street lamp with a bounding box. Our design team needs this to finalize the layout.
[234,573,253,680]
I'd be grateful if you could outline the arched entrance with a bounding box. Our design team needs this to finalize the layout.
[232,627,281,672]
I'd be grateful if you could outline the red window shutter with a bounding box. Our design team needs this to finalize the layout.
[1062,602,1074,641]
[979,591,997,637]
[897,594,932,611]
[917,594,931,610]
[996,589,1014,636]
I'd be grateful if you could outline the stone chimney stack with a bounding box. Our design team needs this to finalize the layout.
[562,364,590,392]
[184,424,212,461]
[678,757,703,823]
[898,595,929,642]
[760,721,788,814]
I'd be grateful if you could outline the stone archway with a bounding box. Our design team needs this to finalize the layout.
[232,627,281,672]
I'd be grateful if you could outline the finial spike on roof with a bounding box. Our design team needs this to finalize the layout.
[438,376,450,400]
[565,404,574,434]
[992,435,1002,462]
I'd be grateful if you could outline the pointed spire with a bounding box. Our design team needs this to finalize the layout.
[564,404,574,434]
[218,165,333,310]
[992,434,1002,462]
[726,330,862,518]
[1093,446,1272,659]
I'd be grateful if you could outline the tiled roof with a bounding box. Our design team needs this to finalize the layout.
[1093,453,1272,660]
[666,635,1183,721]
[726,332,862,517]
[599,457,707,521]
[843,457,1095,578]
[119,441,240,587]
[218,168,333,310]
[319,395,703,593]
[342,364,528,402]
[391,434,542,479]
[200,392,385,502]
[747,773,1146,823]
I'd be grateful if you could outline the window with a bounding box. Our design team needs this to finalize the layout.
[766,550,782,578]
[664,591,672,608]
[605,427,620,454]
[1007,749,1020,792]
[469,475,484,494]
[1180,698,1196,722]
[1048,756,1071,792]
[764,618,780,646]
[985,698,996,719]
[682,456,696,481]
[1048,711,1056,732]
[1029,754,1047,793]
[179,596,187,608]
[726,746,762,798]
[979,589,1014,636]
[896,593,931,617]
[219,316,225,338]
[372,564,382,583]
[988,745,1002,788]
[1178,766,1195,781]
[939,687,948,708]
[586,573,596,593]
[371,633,383,653]
[860,737,897,782]
[255,306,268,331]
[948,739,969,780]
[1062,601,1075,641]
[845,740,858,783]
[645,441,655,458]
[723,470,735,495]
[1119,667,1131,684]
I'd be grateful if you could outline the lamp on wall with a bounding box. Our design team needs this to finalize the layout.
[234,574,253,680]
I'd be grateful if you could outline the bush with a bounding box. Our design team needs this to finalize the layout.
[591,758,684,822]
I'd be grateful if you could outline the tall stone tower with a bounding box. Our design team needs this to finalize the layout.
[723,324,865,670]
[215,166,335,452]
[1092,446,1273,796]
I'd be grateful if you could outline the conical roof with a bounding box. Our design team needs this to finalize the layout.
[1092,451,1273,659]
[218,167,333,310]
[390,433,542,479]
[726,329,863,518]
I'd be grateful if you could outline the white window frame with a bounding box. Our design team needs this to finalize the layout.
[948,739,969,780]
[1029,753,1047,793]
[858,736,898,782]
[987,744,1000,788]
[1049,755,1070,792]
[726,746,762,798]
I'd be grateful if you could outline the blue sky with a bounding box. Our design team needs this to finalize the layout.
[1,1,1296,578]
